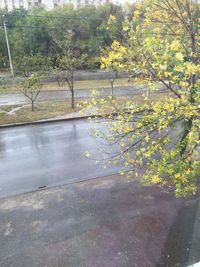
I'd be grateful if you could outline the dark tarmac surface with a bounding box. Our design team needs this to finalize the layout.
[0,121,199,267]
[0,85,158,106]
[0,120,122,198]
[0,174,198,267]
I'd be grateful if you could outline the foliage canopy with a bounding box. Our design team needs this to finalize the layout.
[88,0,200,197]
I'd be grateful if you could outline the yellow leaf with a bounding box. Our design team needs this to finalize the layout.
[176,52,184,61]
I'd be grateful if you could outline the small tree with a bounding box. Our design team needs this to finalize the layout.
[100,40,127,96]
[52,32,88,109]
[21,74,43,111]
[57,51,87,109]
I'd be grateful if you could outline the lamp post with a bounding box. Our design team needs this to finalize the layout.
[3,15,14,76]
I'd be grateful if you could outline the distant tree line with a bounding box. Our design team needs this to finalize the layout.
[0,3,135,74]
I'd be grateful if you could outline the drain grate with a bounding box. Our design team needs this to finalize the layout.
[38,185,47,189]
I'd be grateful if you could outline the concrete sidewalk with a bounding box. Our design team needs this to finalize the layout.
[0,174,194,267]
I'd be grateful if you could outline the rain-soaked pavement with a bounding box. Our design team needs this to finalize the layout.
[0,174,199,267]
[0,120,199,267]
[0,120,123,198]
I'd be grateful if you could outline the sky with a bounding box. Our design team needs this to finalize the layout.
[114,0,136,3]
[113,0,137,6]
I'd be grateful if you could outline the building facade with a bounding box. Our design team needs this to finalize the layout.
[0,0,112,11]
[60,0,111,9]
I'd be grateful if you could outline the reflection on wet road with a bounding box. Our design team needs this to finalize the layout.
[0,120,122,198]
[0,120,199,266]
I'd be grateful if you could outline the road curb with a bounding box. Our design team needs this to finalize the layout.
[0,110,131,129]
[0,114,100,129]
[0,172,123,200]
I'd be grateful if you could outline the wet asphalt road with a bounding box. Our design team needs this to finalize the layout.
[0,120,122,198]
[0,174,198,267]
[0,120,200,267]
[0,85,155,106]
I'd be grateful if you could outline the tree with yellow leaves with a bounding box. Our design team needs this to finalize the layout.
[100,40,127,96]
[89,0,200,197]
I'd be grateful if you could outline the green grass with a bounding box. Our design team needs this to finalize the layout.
[0,100,80,125]
[0,91,169,126]
[0,105,19,112]
[114,91,171,105]
[0,77,143,94]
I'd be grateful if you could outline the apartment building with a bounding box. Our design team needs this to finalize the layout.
[60,0,111,9]
[48,0,112,9]
[0,0,112,11]
[0,0,46,10]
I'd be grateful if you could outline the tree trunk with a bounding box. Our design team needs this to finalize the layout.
[57,76,61,87]
[31,101,34,112]
[110,81,114,96]
[71,89,75,109]
[180,119,193,156]
[71,70,75,109]
[110,72,118,97]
